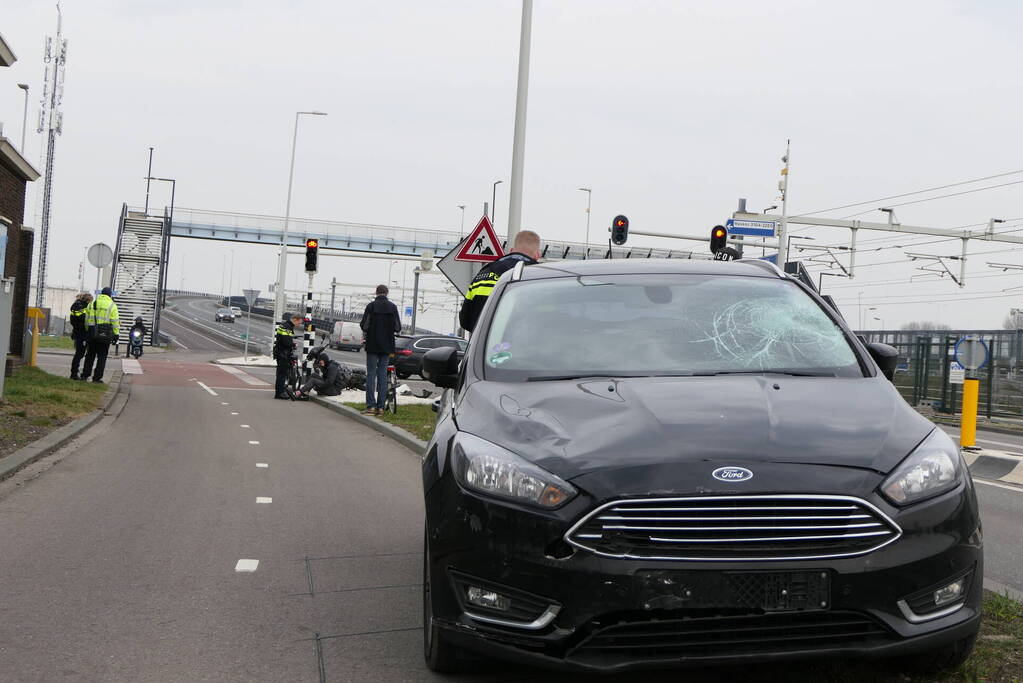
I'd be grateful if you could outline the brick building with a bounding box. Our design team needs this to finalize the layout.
[1,31,41,360]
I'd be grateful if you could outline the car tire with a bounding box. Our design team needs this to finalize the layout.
[397,371,411,380]
[423,531,464,673]
[899,633,976,674]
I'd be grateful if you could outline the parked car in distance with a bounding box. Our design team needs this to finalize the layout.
[393,335,467,379]
[332,321,365,351]
[419,258,981,676]
[230,306,242,317]
[215,308,235,323]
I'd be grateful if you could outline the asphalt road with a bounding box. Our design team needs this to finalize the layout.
[4,329,1023,680]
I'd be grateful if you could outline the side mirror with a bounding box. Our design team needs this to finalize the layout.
[867,342,899,381]
[423,346,460,389]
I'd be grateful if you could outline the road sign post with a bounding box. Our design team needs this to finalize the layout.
[242,289,260,361]
[954,336,989,449]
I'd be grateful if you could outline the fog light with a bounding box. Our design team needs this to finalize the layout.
[934,579,965,607]
[466,586,511,611]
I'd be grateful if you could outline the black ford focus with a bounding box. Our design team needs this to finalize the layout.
[420,258,981,675]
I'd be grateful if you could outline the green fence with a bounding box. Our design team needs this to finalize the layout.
[857,329,1023,418]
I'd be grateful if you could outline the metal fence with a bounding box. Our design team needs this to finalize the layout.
[856,329,1023,418]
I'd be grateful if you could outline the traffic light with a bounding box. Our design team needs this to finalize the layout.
[611,215,629,245]
[305,238,319,273]
[710,225,728,253]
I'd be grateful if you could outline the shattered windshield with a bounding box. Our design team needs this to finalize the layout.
[483,273,862,381]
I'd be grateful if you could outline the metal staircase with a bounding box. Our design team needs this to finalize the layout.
[110,205,167,344]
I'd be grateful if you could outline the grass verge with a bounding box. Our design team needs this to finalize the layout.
[0,365,107,460]
[344,402,436,442]
[37,335,75,350]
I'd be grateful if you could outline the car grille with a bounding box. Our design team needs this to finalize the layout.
[567,611,892,665]
[566,495,901,561]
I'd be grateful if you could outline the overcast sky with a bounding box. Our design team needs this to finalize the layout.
[4,0,1023,332]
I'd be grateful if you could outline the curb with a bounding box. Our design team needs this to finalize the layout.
[0,371,131,482]
[312,396,427,456]
[962,451,1023,487]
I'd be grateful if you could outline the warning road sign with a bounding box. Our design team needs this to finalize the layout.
[456,215,505,263]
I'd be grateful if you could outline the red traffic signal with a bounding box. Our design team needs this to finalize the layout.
[611,215,629,245]
[710,225,728,253]
[305,239,319,272]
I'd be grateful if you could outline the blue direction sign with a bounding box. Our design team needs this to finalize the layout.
[726,218,777,237]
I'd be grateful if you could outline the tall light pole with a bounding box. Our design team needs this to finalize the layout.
[273,110,327,324]
[458,205,466,237]
[17,84,29,153]
[144,176,176,307]
[491,180,503,227]
[579,187,591,258]
[506,0,533,246]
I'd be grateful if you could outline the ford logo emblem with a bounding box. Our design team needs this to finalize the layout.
[712,466,754,482]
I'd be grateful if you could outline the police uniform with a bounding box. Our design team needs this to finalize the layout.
[273,318,297,398]
[458,252,537,333]
[69,298,90,379]
[81,292,120,382]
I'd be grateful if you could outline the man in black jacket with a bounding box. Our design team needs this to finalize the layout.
[294,353,348,399]
[360,285,401,415]
[68,292,92,379]
[272,313,304,399]
[459,230,541,334]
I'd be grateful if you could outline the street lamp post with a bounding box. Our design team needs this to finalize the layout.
[458,205,466,236]
[491,180,503,227]
[144,176,176,308]
[17,84,29,153]
[579,187,592,258]
[273,110,327,325]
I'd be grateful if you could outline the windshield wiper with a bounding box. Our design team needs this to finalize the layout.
[690,370,836,377]
[527,374,634,382]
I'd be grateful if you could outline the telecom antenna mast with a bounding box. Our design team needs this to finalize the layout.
[34,6,68,307]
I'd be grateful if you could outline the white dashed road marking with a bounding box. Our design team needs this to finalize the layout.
[256,497,272,504]
[231,412,239,415]
[235,559,259,572]
[221,402,229,405]
[249,441,260,445]
[197,382,218,396]
[240,424,250,429]
[256,463,269,468]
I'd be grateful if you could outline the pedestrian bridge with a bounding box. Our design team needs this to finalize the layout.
[159,206,704,261]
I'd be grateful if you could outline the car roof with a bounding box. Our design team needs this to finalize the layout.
[517,257,784,281]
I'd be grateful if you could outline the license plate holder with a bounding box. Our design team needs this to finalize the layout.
[636,569,831,612]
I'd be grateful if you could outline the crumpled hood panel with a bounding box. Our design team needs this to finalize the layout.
[454,375,933,481]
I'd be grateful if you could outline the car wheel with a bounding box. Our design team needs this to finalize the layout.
[397,371,411,380]
[899,634,976,674]
[423,531,464,673]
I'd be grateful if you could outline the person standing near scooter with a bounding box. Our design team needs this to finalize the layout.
[69,293,93,380]
[81,287,120,384]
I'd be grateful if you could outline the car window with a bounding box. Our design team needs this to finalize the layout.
[483,274,861,381]
[415,339,437,350]
[457,340,468,352]
[395,337,413,350]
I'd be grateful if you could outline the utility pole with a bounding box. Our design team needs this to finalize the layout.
[144,147,153,215]
[776,140,791,268]
[506,0,533,246]
[411,268,422,335]
[330,276,337,312]
[34,6,68,309]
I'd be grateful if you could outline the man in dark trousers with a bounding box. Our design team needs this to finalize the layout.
[360,284,401,416]
[272,313,304,399]
[459,229,541,334]
[68,292,92,380]
[81,287,120,384]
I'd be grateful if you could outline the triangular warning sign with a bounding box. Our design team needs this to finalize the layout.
[455,215,505,263]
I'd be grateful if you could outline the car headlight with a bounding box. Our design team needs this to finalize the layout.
[452,432,577,509]
[881,429,963,506]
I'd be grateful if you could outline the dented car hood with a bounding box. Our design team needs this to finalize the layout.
[454,375,933,481]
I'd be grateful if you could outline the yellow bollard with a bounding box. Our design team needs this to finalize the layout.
[960,378,979,448]
[29,317,40,368]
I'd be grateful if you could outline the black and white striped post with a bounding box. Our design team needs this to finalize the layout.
[302,274,314,376]
[302,239,319,376]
